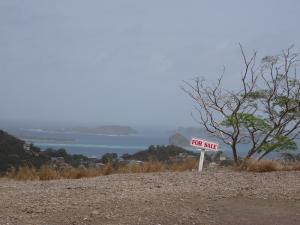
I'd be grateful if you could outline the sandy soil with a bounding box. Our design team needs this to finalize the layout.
[0,170,300,225]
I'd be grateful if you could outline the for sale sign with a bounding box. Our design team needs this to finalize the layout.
[190,137,219,151]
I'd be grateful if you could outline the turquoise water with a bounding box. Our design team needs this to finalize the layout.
[6,127,169,157]
[34,143,148,150]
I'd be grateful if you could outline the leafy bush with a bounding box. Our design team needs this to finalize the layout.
[42,148,88,167]
[100,153,118,164]
[122,145,197,162]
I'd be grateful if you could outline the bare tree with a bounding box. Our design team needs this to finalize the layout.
[182,45,300,164]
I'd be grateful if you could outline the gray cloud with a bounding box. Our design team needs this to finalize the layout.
[0,0,299,127]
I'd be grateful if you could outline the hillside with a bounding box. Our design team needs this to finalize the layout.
[0,130,48,172]
[0,130,88,172]
[169,133,190,147]
[0,170,299,225]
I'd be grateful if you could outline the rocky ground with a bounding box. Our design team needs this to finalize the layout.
[0,169,300,225]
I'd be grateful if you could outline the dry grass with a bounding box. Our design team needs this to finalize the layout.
[292,163,300,171]
[6,164,113,181]
[6,166,39,181]
[242,160,283,172]
[5,159,198,181]
[117,159,197,174]
[167,158,198,171]
[236,159,300,172]
[38,165,61,180]
[117,161,166,174]
[283,162,300,171]
[5,159,300,181]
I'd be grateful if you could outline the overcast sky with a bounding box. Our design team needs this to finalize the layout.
[0,0,299,128]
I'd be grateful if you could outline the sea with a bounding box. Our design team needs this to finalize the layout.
[2,125,171,158]
[1,123,299,159]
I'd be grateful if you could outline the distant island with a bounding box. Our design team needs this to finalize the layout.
[68,125,138,136]
[169,127,220,149]
[19,136,75,143]
[169,133,190,147]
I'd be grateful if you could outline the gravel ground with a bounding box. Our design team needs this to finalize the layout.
[0,170,300,225]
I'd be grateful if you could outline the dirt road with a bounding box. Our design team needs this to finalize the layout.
[0,170,300,225]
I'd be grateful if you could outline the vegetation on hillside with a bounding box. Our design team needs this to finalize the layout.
[42,148,88,167]
[121,145,198,162]
[100,152,118,164]
[0,130,47,172]
[0,130,87,172]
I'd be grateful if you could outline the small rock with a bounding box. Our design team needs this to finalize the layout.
[91,210,99,215]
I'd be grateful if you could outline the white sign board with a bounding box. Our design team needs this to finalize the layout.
[190,137,219,172]
[190,137,219,151]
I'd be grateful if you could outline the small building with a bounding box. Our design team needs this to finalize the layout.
[118,160,144,166]
[23,143,31,151]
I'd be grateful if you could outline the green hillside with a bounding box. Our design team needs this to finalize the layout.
[0,130,48,172]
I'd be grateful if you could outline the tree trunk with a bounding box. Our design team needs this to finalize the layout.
[256,151,269,161]
[245,149,256,159]
[245,150,255,159]
[232,146,238,164]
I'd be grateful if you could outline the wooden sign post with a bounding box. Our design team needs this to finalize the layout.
[198,149,205,172]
